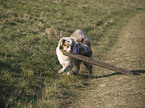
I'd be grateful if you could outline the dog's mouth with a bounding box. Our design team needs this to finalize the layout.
[63,46,71,52]
[61,39,73,53]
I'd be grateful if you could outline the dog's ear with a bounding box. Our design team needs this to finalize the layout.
[59,39,65,49]
[70,38,74,46]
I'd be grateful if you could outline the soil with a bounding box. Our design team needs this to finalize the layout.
[66,13,145,108]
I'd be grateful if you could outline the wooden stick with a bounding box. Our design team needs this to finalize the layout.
[63,52,133,75]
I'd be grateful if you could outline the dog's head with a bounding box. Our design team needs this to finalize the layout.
[58,37,74,53]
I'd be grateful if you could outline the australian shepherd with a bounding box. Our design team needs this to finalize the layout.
[56,37,93,78]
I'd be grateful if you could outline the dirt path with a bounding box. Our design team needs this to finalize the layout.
[67,13,145,108]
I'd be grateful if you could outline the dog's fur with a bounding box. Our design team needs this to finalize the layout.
[56,37,93,78]
[70,29,92,47]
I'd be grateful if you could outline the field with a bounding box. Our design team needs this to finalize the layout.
[0,0,145,107]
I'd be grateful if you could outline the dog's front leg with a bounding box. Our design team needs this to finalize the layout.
[58,64,69,73]
[74,60,80,75]
[66,61,74,75]
[58,64,73,75]
[58,66,66,73]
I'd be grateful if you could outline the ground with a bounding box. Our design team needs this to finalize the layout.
[1,0,145,107]
[64,13,145,108]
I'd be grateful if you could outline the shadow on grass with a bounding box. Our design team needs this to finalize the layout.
[130,70,145,75]
[79,70,145,79]
[76,72,122,79]
[94,72,122,78]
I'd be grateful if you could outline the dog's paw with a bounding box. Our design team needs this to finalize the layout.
[67,72,71,75]
[73,69,79,75]
[73,72,77,75]
[58,70,62,74]
[73,71,78,75]
[89,74,93,78]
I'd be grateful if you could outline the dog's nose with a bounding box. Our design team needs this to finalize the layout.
[67,50,70,53]
[67,47,71,52]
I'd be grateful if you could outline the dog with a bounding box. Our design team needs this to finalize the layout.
[70,29,92,47]
[56,37,93,78]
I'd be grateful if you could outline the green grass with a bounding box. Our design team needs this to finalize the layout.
[0,0,145,107]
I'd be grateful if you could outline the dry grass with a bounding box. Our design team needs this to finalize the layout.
[64,13,145,108]
[0,0,145,107]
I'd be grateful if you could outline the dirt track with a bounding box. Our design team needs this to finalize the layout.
[67,13,145,108]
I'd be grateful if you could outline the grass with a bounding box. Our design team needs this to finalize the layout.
[0,0,145,107]
[67,12,145,108]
